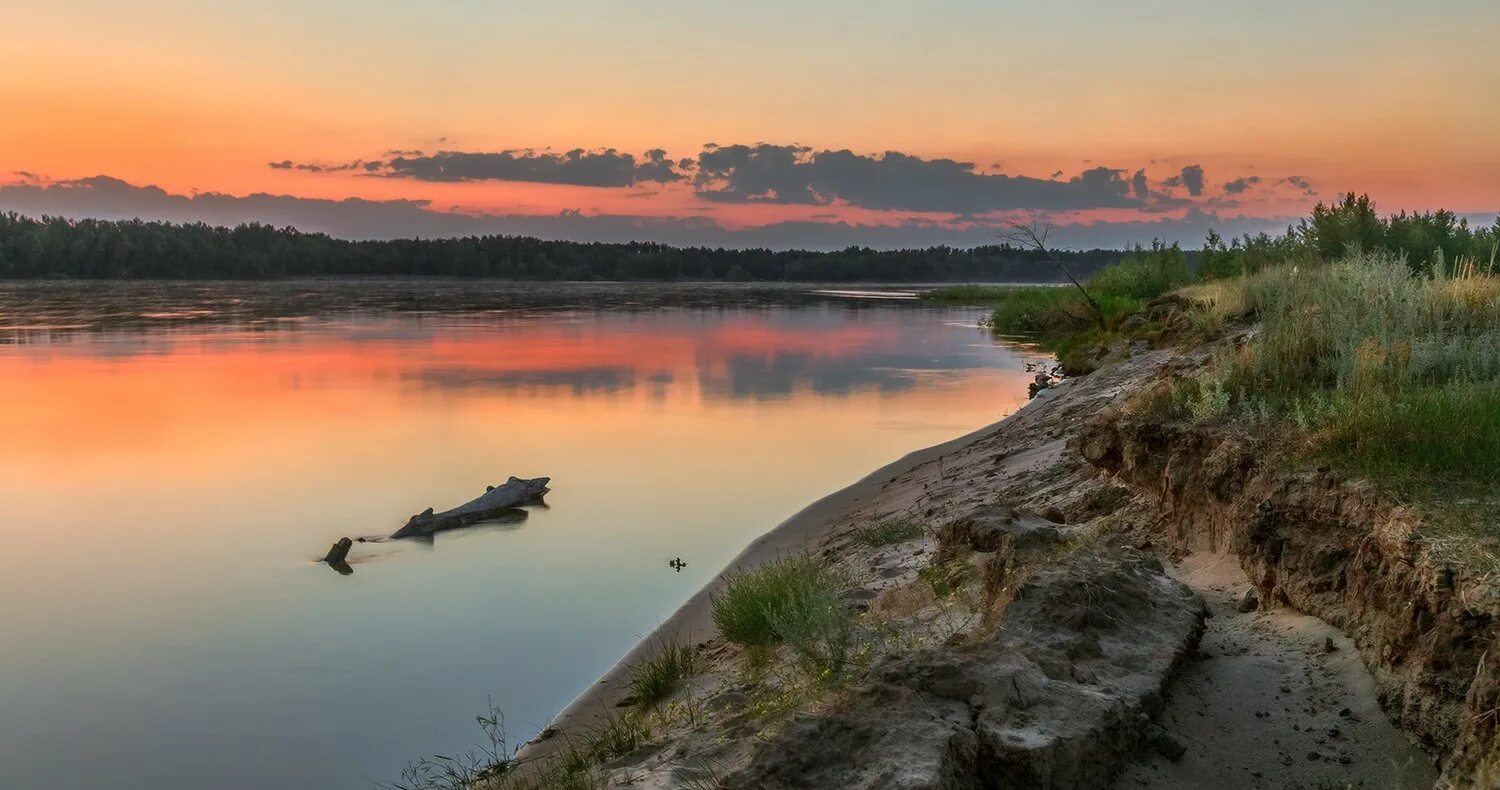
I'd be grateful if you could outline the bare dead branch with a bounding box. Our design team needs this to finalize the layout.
[1000,220,1106,330]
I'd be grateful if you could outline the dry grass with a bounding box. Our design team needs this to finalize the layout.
[1145,252,1500,570]
[1174,278,1255,336]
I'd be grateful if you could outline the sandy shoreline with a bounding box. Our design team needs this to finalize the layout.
[518,390,1057,759]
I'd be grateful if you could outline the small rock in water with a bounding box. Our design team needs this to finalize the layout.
[1237,589,1260,613]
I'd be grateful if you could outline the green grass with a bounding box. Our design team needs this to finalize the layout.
[710,555,846,648]
[919,283,1107,334]
[501,711,651,789]
[627,639,703,708]
[1088,240,1191,301]
[1320,384,1500,482]
[921,284,1104,339]
[926,249,1189,372]
[986,287,1101,334]
[387,696,658,790]
[933,285,1140,375]
[580,710,652,764]
[764,573,862,678]
[709,556,819,647]
[1232,254,1500,483]
[920,252,1189,375]
[918,558,976,598]
[851,518,925,547]
[1154,252,1500,551]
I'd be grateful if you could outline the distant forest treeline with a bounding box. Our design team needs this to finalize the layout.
[0,212,1125,281]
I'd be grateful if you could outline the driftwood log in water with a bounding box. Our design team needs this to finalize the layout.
[323,537,353,564]
[390,476,551,539]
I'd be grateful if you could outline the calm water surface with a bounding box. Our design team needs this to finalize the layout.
[0,281,1044,789]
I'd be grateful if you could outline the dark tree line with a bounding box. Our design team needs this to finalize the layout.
[0,212,1125,281]
[1199,193,1500,279]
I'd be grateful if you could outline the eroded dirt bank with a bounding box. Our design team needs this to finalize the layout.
[503,338,1488,788]
[1078,372,1499,782]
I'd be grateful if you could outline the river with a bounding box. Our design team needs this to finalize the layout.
[0,280,1043,789]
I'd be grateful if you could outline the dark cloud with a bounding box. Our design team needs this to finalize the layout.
[382,149,424,157]
[1130,169,1150,200]
[0,175,1314,250]
[1162,165,1206,196]
[278,148,689,187]
[633,148,686,184]
[391,149,630,185]
[692,144,1136,213]
[265,140,1238,215]
[1223,175,1263,195]
[268,160,365,173]
[1280,175,1317,195]
[0,175,487,234]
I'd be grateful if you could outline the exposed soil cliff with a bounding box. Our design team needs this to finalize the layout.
[1076,368,1499,783]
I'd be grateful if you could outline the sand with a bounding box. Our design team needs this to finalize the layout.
[1113,552,1437,788]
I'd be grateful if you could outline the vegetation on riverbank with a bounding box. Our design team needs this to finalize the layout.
[920,239,1191,370]
[1071,196,1500,607]
[927,194,1499,377]
[0,211,1124,281]
[850,518,926,547]
[628,640,705,709]
[1153,251,1500,551]
[710,554,861,679]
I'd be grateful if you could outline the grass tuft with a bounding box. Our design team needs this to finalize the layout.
[710,555,864,678]
[918,557,977,599]
[710,555,843,647]
[851,518,925,547]
[627,640,703,708]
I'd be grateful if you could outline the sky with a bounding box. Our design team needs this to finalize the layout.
[3,0,1498,249]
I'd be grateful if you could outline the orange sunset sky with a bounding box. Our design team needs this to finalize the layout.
[3,0,1498,248]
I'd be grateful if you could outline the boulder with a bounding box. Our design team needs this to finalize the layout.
[723,547,1208,789]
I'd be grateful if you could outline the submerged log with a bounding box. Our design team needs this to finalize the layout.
[323,536,353,564]
[390,476,550,539]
